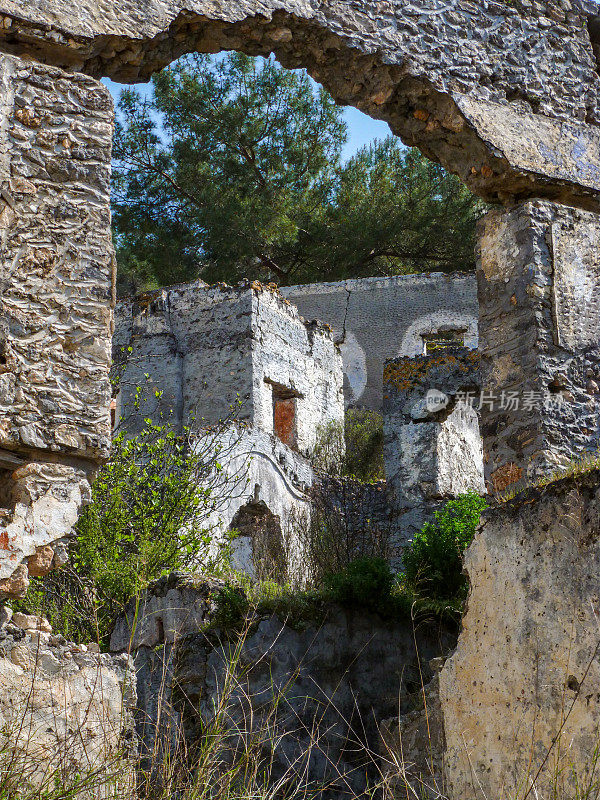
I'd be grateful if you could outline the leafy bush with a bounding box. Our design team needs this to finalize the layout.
[344,408,385,481]
[16,419,233,647]
[402,492,488,603]
[323,557,409,619]
[312,408,384,482]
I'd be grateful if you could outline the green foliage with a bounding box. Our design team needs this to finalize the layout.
[17,419,230,647]
[323,557,410,619]
[113,52,483,293]
[344,408,384,481]
[312,408,384,482]
[402,492,488,603]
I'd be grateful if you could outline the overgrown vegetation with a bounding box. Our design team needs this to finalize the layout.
[312,408,384,482]
[495,450,600,503]
[402,492,488,605]
[113,52,483,293]
[15,418,235,647]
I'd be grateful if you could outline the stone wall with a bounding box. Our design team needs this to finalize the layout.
[440,470,600,799]
[0,608,136,795]
[114,280,343,454]
[3,2,600,212]
[0,54,113,595]
[111,572,457,799]
[383,348,484,539]
[282,273,478,410]
[478,201,600,490]
[114,280,344,580]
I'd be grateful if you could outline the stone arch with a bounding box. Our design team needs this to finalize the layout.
[4,1,600,209]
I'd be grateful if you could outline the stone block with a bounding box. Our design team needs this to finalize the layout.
[383,348,484,511]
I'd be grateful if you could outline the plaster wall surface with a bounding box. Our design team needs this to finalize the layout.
[440,471,600,799]
[282,273,478,410]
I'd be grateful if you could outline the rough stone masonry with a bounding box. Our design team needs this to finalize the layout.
[2,1,600,798]
[2,0,600,589]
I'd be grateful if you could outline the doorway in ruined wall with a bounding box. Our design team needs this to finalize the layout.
[229,500,287,582]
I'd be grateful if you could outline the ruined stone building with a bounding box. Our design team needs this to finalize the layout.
[113,273,485,558]
[3,0,600,797]
[114,279,344,577]
[283,272,478,409]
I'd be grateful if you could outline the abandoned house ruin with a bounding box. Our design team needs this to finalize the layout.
[114,274,485,563]
[2,0,600,796]
[114,279,344,578]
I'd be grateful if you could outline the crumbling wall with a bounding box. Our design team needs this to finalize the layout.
[111,572,456,799]
[478,201,600,490]
[115,280,344,580]
[383,348,484,540]
[282,273,478,409]
[115,281,343,453]
[440,470,600,800]
[0,53,113,595]
[0,608,136,795]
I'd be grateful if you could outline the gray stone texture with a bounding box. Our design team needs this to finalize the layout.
[114,281,343,455]
[111,572,456,799]
[0,55,113,460]
[477,200,600,491]
[0,618,136,795]
[3,2,600,209]
[383,348,484,538]
[282,273,478,410]
[440,470,600,799]
[110,573,226,782]
[0,53,113,592]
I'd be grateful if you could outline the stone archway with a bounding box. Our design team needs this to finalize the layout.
[3,3,600,798]
[4,1,600,209]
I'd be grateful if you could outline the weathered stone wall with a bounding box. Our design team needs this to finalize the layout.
[440,470,600,799]
[115,280,343,454]
[3,2,600,211]
[478,200,600,490]
[0,608,136,795]
[114,280,344,580]
[111,572,456,799]
[0,53,113,594]
[282,273,478,410]
[383,348,484,539]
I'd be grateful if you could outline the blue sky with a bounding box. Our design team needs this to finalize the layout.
[103,74,392,161]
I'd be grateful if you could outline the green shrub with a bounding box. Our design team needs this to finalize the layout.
[312,408,384,482]
[16,419,233,647]
[402,492,488,603]
[323,557,409,618]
